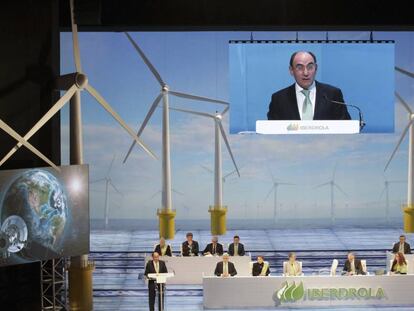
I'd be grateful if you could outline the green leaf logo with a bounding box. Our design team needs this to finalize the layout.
[274,281,305,304]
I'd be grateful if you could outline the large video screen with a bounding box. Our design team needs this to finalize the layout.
[229,41,395,134]
[0,164,89,266]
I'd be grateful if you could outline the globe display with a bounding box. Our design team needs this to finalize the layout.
[0,169,68,257]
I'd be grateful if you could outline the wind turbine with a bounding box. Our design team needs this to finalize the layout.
[263,172,295,223]
[169,106,239,235]
[384,67,414,232]
[91,155,123,229]
[314,165,348,226]
[0,119,59,171]
[201,165,240,183]
[122,32,228,239]
[0,1,156,309]
[379,177,405,224]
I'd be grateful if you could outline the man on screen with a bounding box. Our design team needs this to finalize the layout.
[267,51,351,121]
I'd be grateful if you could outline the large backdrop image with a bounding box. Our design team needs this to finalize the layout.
[59,31,414,229]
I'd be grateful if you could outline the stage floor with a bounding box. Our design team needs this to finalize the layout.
[91,228,414,310]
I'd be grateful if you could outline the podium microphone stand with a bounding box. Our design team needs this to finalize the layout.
[148,272,174,311]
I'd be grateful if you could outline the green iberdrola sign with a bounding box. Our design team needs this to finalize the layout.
[273,281,386,306]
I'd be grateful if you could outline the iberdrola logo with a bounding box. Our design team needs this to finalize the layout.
[286,123,299,131]
[273,281,305,305]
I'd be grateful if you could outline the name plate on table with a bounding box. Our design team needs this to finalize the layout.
[256,120,360,134]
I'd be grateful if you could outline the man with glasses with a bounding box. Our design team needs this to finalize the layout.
[267,51,351,121]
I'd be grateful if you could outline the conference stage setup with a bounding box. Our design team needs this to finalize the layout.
[3,0,414,310]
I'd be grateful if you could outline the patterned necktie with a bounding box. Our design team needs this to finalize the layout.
[213,244,216,254]
[301,89,313,120]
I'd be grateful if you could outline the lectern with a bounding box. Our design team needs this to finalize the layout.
[147,273,174,311]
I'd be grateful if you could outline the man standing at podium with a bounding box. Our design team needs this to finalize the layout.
[145,252,168,311]
[267,51,351,121]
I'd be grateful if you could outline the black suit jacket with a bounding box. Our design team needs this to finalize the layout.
[392,242,412,254]
[144,260,168,284]
[343,259,365,275]
[267,81,351,120]
[182,240,199,256]
[228,243,245,256]
[214,261,237,276]
[154,244,172,257]
[252,262,270,276]
[203,243,224,256]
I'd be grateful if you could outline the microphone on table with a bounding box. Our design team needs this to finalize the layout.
[323,94,366,131]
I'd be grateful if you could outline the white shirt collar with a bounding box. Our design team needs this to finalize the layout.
[295,81,316,93]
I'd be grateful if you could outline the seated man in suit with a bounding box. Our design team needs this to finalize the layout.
[342,252,366,275]
[154,237,172,257]
[267,51,351,121]
[392,235,412,254]
[214,253,237,277]
[228,235,245,256]
[283,252,302,276]
[252,255,270,276]
[203,236,223,256]
[181,232,199,257]
[144,252,168,311]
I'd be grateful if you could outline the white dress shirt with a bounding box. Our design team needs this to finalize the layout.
[295,82,316,120]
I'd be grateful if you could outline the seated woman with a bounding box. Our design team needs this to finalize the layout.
[252,256,270,276]
[154,237,172,257]
[283,252,302,276]
[391,252,408,274]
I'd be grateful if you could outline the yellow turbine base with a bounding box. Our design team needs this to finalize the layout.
[68,263,95,311]
[209,206,227,235]
[157,208,176,240]
[403,205,414,233]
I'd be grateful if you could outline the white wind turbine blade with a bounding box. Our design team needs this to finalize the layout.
[223,169,237,179]
[332,162,338,182]
[69,0,82,73]
[395,92,413,114]
[124,32,165,87]
[218,121,240,177]
[90,178,106,184]
[0,119,60,171]
[109,179,122,195]
[106,154,116,177]
[169,90,229,105]
[221,106,230,116]
[314,181,330,189]
[0,85,78,167]
[384,119,414,171]
[149,190,161,200]
[201,165,214,174]
[169,106,215,119]
[172,188,184,195]
[263,186,274,203]
[334,183,348,197]
[123,93,162,164]
[395,66,414,79]
[84,84,157,160]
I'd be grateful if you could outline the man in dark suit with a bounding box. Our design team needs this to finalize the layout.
[154,237,172,257]
[267,51,351,121]
[203,236,223,256]
[252,255,270,276]
[342,252,366,275]
[228,235,245,256]
[181,232,199,256]
[214,253,237,277]
[144,252,168,311]
[392,235,412,254]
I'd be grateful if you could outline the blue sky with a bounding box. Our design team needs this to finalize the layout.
[59,31,414,223]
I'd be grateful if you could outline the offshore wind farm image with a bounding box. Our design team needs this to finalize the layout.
[57,28,414,310]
